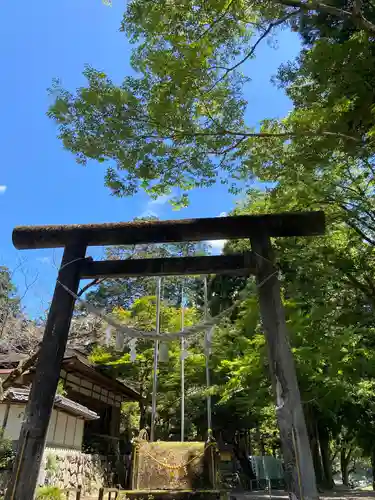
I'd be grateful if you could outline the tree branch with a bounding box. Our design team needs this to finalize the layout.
[343,272,375,306]
[342,214,375,247]
[353,0,363,16]
[196,0,236,41]
[1,350,40,397]
[207,11,299,93]
[78,277,106,297]
[208,136,248,155]
[139,129,359,142]
[330,449,339,464]
[346,446,353,463]
[277,0,375,34]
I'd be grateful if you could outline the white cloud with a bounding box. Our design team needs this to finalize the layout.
[138,193,173,219]
[0,185,7,194]
[36,257,51,265]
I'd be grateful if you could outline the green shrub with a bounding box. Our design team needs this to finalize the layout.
[0,429,14,470]
[56,379,67,397]
[45,453,58,474]
[35,486,63,499]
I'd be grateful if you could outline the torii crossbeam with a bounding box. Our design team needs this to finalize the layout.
[7,211,325,500]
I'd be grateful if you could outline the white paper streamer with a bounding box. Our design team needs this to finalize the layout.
[105,326,112,346]
[207,326,214,342]
[129,339,137,362]
[116,330,124,350]
[180,348,189,361]
[159,342,169,362]
[57,277,252,342]
[205,326,214,355]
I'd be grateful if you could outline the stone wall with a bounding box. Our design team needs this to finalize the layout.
[38,447,115,494]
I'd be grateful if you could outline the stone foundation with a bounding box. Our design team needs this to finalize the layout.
[38,447,114,494]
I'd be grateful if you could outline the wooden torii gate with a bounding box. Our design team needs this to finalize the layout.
[6,211,324,500]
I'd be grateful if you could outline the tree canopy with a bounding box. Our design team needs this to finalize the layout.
[49,0,375,206]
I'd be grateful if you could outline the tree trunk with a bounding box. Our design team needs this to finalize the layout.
[319,424,334,489]
[371,448,375,491]
[305,407,323,486]
[247,430,253,456]
[340,446,352,487]
[311,429,323,485]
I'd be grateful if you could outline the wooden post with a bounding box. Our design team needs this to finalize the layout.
[2,403,10,430]
[131,441,139,489]
[251,234,318,500]
[5,244,86,500]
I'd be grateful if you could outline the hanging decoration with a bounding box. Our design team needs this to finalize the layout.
[58,272,217,442]
[205,326,214,355]
[105,325,112,346]
[58,277,251,342]
[180,348,189,361]
[159,342,169,362]
[129,339,138,362]
[116,330,124,350]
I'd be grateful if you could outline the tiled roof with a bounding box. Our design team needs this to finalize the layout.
[0,348,141,401]
[5,388,99,421]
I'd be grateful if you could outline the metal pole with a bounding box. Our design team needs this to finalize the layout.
[181,284,185,442]
[203,277,212,435]
[150,277,162,442]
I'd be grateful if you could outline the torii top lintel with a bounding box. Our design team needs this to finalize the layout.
[12,211,325,250]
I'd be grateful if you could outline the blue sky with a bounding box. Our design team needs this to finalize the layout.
[0,0,300,317]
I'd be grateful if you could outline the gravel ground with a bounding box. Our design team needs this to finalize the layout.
[230,491,375,500]
[80,490,375,500]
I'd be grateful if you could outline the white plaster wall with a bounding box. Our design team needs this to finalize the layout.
[54,411,68,445]
[4,404,24,440]
[64,415,76,447]
[0,404,6,427]
[0,403,84,450]
[49,411,83,450]
[74,419,84,449]
[47,409,57,443]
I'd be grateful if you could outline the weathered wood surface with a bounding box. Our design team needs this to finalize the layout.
[5,245,86,500]
[1,350,39,394]
[251,234,318,500]
[98,490,224,500]
[13,211,325,249]
[62,485,82,499]
[132,441,216,491]
[80,253,255,278]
